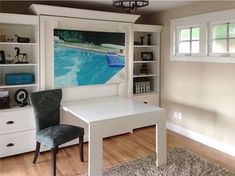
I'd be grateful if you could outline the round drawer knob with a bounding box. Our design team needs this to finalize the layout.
[6,121,14,125]
[144,102,148,104]
[6,143,14,147]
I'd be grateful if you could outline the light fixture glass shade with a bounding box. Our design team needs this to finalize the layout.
[113,0,149,13]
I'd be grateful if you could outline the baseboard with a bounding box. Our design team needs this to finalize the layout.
[166,122,235,157]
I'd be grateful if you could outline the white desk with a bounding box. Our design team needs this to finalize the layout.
[62,96,166,176]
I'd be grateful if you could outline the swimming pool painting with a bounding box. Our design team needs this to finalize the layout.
[54,29,126,88]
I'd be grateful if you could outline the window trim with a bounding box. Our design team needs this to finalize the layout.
[170,8,235,63]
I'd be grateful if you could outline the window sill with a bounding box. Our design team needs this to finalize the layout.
[170,56,235,63]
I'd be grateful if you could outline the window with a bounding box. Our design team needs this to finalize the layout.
[211,23,235,55]
[177,27,200,55]
[170,9,235,62]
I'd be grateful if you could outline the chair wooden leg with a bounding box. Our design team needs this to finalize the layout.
[79,136,84,162]
[55,147,59,154]
[32,142,40,164]
[51,148,57,176]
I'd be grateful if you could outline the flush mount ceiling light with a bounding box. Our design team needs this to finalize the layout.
[113,0,149,13]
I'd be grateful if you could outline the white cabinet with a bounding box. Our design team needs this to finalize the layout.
[131,24,162,106]
[133,93,159,106]
[0,108,35,135]
[0,13,163,158]
[0,107,36,157]
[0,130,36,158]
[0,13,39,158]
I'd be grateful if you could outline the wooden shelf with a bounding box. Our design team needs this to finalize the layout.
[133,74,159,78]
[134,92,159,96]
[134,45,158,48]
[0,83,38,89]
[0,42,38,46]
[133,60,158,63]
[0,105,32,112]
[0,63,38,67]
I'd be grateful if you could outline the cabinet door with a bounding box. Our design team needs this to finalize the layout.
[0,108,35,135]
[0,130,36,158]
[133,94,159,107]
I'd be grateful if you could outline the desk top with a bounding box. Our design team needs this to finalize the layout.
[62,96,164,123]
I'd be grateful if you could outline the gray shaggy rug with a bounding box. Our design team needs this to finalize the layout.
[86,148,235,176]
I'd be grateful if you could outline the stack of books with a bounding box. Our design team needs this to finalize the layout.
[0,91,10,109]
[134,81,151,94]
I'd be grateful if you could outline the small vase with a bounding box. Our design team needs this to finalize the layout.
[147,34,152,45]
[140,36,145,45]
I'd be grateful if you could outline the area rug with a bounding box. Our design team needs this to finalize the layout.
[84,148,235,176]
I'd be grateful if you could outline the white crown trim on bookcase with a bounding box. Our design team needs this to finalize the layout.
[29,4,140,23]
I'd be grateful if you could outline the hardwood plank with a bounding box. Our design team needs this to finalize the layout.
[0,126,234,176]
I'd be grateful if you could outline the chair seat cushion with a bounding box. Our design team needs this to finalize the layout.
[36,124,84,148]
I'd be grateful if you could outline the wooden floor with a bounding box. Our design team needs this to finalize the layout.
[1,126,235,176]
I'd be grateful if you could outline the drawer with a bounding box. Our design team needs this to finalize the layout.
[0,108,35,135]
[133,94,159,106]
[0,130,36,158]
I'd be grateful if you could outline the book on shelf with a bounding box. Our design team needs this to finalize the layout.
[134,81,151,94]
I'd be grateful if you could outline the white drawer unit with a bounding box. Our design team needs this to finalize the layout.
[133,93,159,106]
[0,130,36,157]
[0,108,35,135]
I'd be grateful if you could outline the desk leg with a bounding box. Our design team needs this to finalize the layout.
[156,121,166,166]
[88,124,103,176]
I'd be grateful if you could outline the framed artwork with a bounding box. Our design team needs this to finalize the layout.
[141,52,153,61]
[0,50,6,64]
[54,29,126,88]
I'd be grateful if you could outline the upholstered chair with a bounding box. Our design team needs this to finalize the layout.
[30,89,84,176]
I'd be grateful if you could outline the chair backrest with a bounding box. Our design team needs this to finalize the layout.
[30,89,62,132]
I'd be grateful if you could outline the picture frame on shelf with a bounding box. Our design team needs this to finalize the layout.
[141,52,153,61]
[0,50,6,64]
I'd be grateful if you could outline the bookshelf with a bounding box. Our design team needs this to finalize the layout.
[0,13,39,110]
[132,24,162,106]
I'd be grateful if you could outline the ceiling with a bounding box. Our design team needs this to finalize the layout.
[76,0,200,14]
[1,0,200,15]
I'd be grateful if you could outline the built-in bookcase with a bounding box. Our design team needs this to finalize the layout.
[0,13,39,110]
[132,24,162,106]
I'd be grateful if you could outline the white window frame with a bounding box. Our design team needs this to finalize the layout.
[175,24,204,56]
[209,20,235,57]
[170,8,235,63]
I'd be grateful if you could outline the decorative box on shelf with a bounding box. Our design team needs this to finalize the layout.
[5,73,34,85]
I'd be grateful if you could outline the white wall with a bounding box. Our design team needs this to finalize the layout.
[145,1,235,150]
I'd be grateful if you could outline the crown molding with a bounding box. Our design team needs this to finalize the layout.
[29,4,140,23]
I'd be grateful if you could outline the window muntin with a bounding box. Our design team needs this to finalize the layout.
[211,23,235,55]
[177,27,200,55]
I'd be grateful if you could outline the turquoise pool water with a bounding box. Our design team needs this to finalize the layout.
[54,44,125,88]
